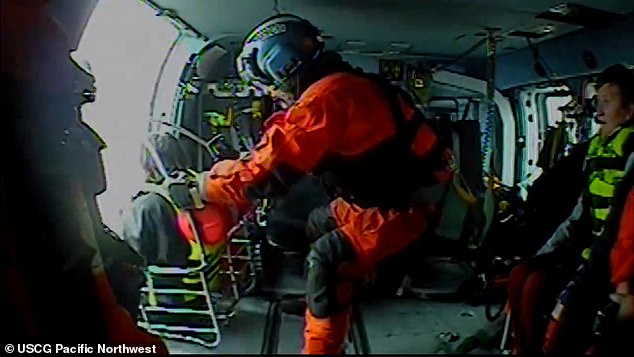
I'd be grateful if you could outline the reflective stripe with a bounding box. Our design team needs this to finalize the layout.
[182,242,224,291]
[612,127,634,157]
[139,182,225,288]
[588,168,627,185]
[187,169,200,181]
[587,127,634,159]
[187,239,204,262]
[588,177,616,198]
[585,125,633,224]
[602,169,627,182]
[581,247,592,261]
[591,207,611,221]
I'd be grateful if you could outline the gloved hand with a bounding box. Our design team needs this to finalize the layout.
[165,171,197,210]
[196,159,244,203]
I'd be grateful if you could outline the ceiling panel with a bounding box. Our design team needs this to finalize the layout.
[151,0,634,57]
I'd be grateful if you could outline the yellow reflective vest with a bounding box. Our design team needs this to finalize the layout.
[585,124,634,236]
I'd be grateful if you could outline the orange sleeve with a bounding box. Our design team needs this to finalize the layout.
[203,94,342,208]
[611,188,634,287]
[262,110,287,132]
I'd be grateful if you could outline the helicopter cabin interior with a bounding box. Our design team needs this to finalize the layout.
[3,0,634,354]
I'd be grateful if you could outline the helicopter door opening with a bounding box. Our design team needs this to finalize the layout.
[73,0,180,233]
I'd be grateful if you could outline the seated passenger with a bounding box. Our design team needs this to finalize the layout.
[602,184,634,352]
[588,180,634,355]
[508,64,634,355]
[121,132,244,305]
[544,168,634,355]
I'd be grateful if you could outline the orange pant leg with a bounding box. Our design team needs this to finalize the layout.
[302,198,429,354]
[303,308,352,354]
[330,198,429,272]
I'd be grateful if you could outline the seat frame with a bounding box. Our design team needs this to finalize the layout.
[138,211,261,348]
[258,238,371,355]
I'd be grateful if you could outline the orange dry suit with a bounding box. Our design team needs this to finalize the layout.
[200,54,452,354]
[261,110,288,132]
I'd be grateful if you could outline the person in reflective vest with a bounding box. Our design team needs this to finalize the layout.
[508,63,634,355]
[585,175,634,355]
[538,64,634,259]
[192,14,453,354]
[121,133,244,303]
[544,159,634,355]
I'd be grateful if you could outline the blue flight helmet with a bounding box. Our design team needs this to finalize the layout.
[236,14,324,93]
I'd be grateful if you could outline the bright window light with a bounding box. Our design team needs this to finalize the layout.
[74,0,179,234]
[584,82,600,137]
[544,95,573,127]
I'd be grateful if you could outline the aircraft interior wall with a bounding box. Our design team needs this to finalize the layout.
[340,53,381,73]
[496,11,634,90]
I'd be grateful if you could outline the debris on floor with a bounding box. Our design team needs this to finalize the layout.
[460,310,476,317]
[437,331,460,343]
[164,297,501,354]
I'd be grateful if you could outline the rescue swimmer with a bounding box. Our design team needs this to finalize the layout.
[169,14,454,354]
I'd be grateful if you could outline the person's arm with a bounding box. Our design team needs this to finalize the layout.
[535,192,586,255]
[611,188,634,293]
[608,187,634,320]
[199,95,343,210]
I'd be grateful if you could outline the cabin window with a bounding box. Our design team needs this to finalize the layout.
[544,95,573,128]
[584,81,601,137]
[74,0,180,233]
[535,89,575,151]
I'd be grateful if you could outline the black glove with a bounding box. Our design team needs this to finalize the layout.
[165,171,197,210]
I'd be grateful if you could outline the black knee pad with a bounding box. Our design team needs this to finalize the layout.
[306,205,338,243]
[305,230,355,318]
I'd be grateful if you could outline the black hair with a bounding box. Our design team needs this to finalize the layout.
[596,64,634,107]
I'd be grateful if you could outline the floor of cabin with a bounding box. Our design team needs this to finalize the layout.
[160,256,508,354]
